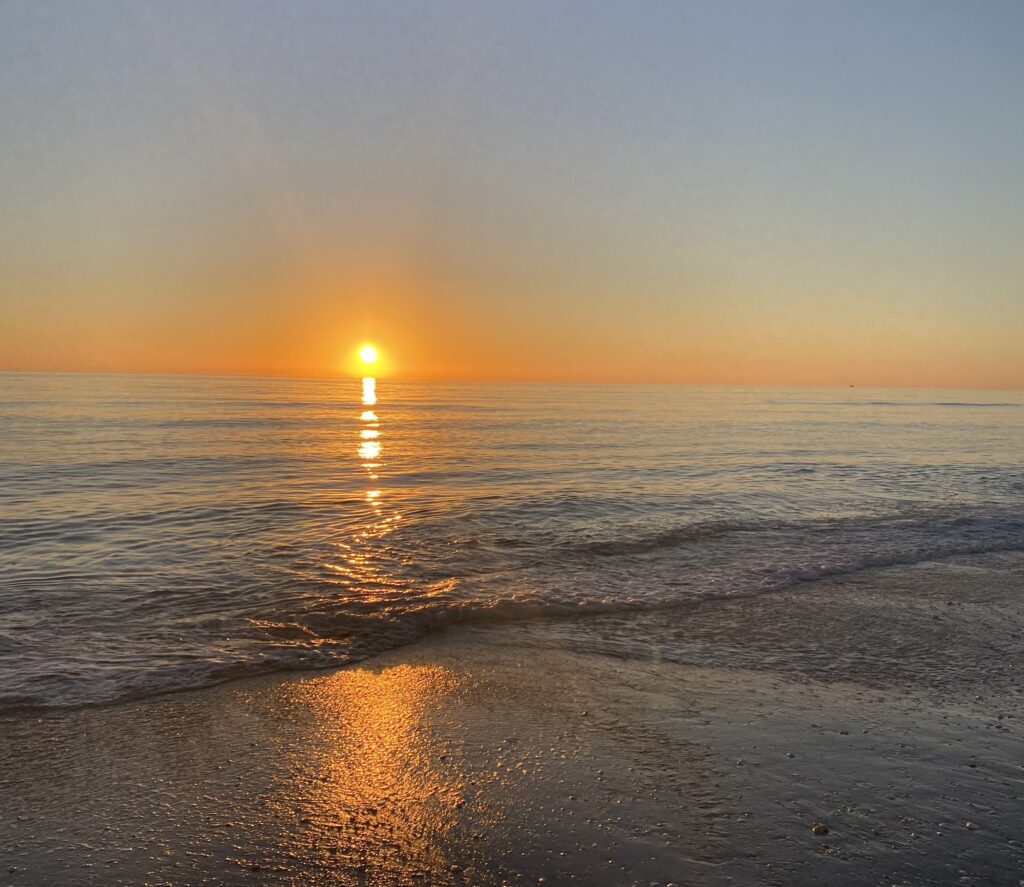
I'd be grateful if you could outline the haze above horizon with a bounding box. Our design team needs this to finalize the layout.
[2,1,1023,388]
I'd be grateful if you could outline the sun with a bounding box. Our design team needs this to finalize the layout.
[346,342,385,377]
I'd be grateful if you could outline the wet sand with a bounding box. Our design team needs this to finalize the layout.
[3,555,1024,886]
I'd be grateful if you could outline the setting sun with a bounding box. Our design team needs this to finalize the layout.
[359,345,379,365]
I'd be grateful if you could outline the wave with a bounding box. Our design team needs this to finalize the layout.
[571,508,1024,559]
[572,519,753,556]
[4,506,1023,711]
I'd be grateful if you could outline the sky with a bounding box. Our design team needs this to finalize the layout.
[1,0,1023,387]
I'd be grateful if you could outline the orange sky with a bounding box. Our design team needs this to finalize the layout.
[2,2,1024,389]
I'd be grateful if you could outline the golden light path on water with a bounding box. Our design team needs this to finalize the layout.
[321,375,404,593]
[359,377,386,511]
[250,373,480,882]
[312,374,407,603]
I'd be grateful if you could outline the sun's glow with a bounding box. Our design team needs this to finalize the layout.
[359,344,379,365]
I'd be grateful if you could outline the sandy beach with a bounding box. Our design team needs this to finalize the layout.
[6,1,1024,882]
[4,554,1024,886]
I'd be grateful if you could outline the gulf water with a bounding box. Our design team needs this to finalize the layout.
[2,372,1022,707]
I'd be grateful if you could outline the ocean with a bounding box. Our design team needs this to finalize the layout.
[1,372,1022,708]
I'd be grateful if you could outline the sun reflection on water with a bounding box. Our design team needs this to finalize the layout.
[327,376,405,597]
[357,378,383,466]
[361,376,377,406]
[358,440,382,462]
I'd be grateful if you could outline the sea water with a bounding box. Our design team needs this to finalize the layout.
[1,372,1022,707]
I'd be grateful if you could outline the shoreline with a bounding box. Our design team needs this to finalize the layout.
[4,556,1024,885]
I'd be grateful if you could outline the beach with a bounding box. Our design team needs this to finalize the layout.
[5,553,1024,887]
[6,2,1024,882]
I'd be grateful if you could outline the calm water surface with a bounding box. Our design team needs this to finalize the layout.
[2,373,1023,707]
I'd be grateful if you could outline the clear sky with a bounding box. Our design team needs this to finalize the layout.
[2,0,1023,386]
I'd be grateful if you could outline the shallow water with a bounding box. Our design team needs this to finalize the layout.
[2,372,1023,707]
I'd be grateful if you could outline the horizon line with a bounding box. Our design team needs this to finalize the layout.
[2,367,1023,394]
